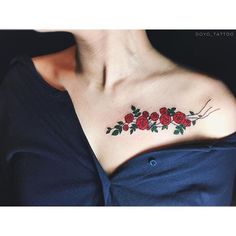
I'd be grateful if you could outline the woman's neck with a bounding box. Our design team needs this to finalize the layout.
[53,30,176,92]
[70,30,164,89]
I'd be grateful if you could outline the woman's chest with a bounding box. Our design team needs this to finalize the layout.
[67,89,207,176]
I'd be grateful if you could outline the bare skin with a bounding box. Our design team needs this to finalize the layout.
[33,30,236,176]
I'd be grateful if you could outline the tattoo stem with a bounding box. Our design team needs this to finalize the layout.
[195,98,212,115]
[196,108,221,120]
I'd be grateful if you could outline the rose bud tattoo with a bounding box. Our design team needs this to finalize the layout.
[106,99,220,136]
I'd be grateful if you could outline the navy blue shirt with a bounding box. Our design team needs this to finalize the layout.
[0,54,236,206]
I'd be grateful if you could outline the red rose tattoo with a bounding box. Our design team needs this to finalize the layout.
[160,114,171,126]
[106,99,220,136]
[182,118,191,127]
[173,111,186,124]
[150,112,159,121]
[142,111,149,118]
[160,107,168,115]
[124,113,134,123]
[123,124,129,131]
[136,116,149,130]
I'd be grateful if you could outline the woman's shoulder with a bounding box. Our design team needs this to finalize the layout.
[202,77,236,139]
[173,67,236,139]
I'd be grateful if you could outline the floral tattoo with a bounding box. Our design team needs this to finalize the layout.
[106,99,220,136]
